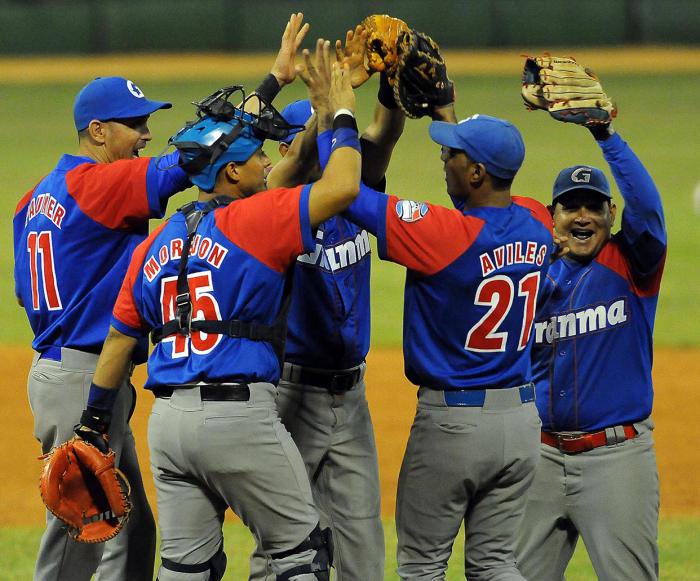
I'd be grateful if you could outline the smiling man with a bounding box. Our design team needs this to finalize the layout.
[515,116,667,579]
[13,75,191,581]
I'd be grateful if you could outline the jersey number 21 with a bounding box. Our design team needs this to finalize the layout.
[465,272,540,352]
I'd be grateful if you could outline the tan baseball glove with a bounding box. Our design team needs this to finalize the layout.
[522,55,617,126]
[361,14,409,77]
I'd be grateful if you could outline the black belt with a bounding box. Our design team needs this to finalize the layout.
[152,383,250,401]
[282,364,362,394]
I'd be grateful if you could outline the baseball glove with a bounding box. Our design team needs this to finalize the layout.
[393,29,455,119]
[39,436,131,543]
[521,55,616,126]
[361,14,409,76]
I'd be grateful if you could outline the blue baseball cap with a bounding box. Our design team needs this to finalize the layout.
[280,99,313,145]
[73,76,172,131]
[552,165,611,202]
[429,114,525,179]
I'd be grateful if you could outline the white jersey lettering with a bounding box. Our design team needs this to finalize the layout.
[479,241,548,277]
[25,193,67,229]
[534,298,629,344]
[143,236,228,281]
[297,229,371,273]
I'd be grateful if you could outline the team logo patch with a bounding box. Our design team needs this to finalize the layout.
[396,200,428,223]
[571,167,592,183]
[127,80,144,99]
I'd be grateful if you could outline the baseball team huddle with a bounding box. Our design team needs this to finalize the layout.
[13,11,666,581]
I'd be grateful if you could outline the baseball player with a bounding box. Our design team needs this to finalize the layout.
[249,37,407,578]
[13,74,187,580]
[342,102,553,579]
[13,14,310,580]
[514,112,666,578]
[74,53,363,580]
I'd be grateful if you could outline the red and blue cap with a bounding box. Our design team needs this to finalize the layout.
[429,114,525,179]
[73,76,172,131]
[552,165,611,202]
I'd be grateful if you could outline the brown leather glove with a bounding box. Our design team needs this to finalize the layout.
[39,435,131,543]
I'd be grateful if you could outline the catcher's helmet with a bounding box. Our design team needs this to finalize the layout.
[168,85,303,192]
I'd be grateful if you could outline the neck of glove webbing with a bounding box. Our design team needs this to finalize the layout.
[149,198,290,364]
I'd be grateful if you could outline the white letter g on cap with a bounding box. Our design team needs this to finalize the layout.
[127,80,144,98]
[571,167,592,183]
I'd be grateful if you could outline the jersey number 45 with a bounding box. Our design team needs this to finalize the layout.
[465,272,540,352]
[160,271,222,358]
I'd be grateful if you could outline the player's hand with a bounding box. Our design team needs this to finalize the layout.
[552,229,570,262]
[297,39,332,112]
[74,424,110,454]
[329,60,356,115]
[270,12,310,87]
[335,25,370,88]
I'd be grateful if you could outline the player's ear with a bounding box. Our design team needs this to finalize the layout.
[223,162,240,184]
[86,120,107,145]
[469,162,486,187]
[609,202,617,226]
[279,142,289,157]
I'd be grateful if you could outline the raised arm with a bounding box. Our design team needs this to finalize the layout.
[595,126,666,274]
[307,61,361,227]
[266,38,331,189]
[265,113,319,188]
[248,12,310,109]
[335,25,407,188]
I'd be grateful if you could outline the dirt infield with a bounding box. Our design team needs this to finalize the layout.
[1,345,698,526]
[1,46,699,84]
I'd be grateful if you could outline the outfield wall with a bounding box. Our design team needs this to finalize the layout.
[1,0,699,55]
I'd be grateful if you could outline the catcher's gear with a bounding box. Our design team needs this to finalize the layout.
[361,14,408,76]
[521,55,617,126]
[393,29,454,119]
[39,436,131,543]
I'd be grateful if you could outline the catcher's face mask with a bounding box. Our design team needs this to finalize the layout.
[165,85,303,192]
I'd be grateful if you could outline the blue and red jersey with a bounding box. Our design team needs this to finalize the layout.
[532,133,666,432]
[284,215,371,370]
[111,185,315,389]
[13,153,189,360]
[282,128,374,370]
[345,186,553,389]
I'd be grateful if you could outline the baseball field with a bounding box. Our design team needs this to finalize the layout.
[1,48,699,579]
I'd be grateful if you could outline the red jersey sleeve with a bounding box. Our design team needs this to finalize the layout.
[596,237,665,298]
[214,185,314,273]
[383,195,485,275]
[15,182,42,217]
[112,223,167,332]
[66,158,152,229]
[512,195,553,231]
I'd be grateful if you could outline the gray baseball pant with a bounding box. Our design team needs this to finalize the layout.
[396,385,541,581]
[515,418,659,581]
[249,364,384,581]
[148,382,322,580]
[28,348,155,581]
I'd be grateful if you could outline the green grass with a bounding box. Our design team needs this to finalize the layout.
[2,516,699,580]
[2,73,700,347]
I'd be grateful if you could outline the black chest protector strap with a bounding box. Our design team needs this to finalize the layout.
[150,197,290,361]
